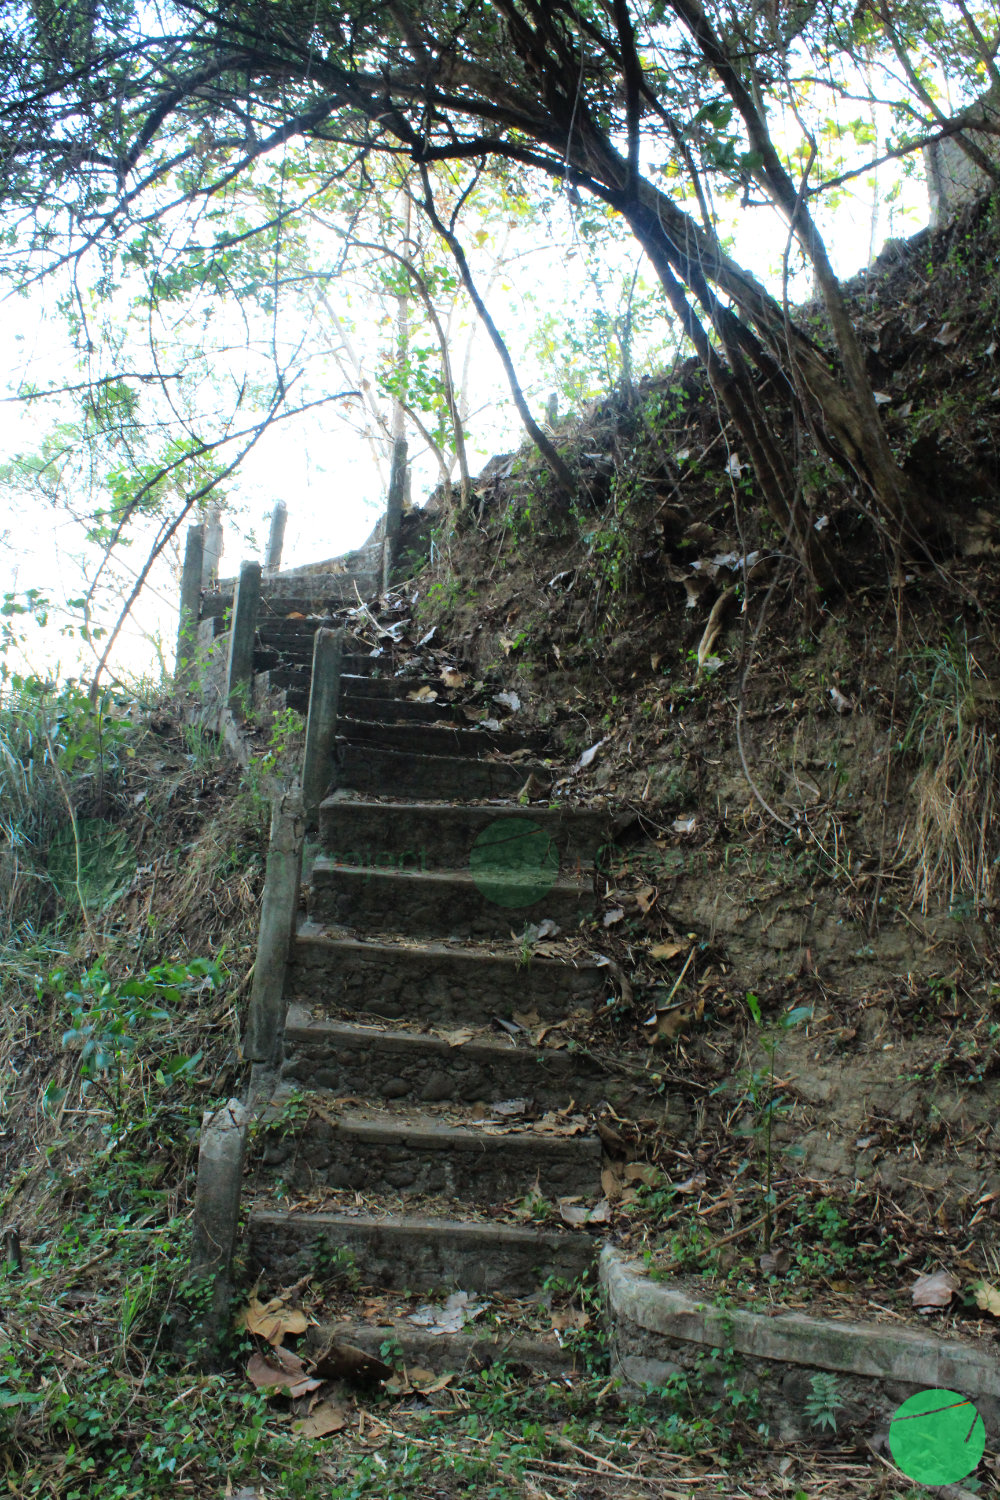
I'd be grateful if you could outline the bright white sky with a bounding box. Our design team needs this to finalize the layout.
[0,127,931,685]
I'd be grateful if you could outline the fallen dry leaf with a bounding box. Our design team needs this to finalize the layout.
[911,1269,958,1311]
[237,1295,309,1347]
[440,1027,474,1048]
[533,1112,588,1136]
[292,1398,348,1438]
[649,940,687,961]
[308,1338,391,1386]
[410,1290,485,1335]
[247,1349,321,1398]
[603,907,625,927]
[551,1307,591,1331]
[490,1097,530,1118]
[573,738,606,773]
[407,687,438,702]
[645,997,705,1041]
[974,1281,1000,1317]
[601,1164,624,1201]
[624,1161,658,1186]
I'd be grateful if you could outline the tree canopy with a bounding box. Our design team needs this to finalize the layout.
[2,0,997,608]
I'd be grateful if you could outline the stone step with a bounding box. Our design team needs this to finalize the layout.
[308,857,592,938]
[257,1103,602,1202]
[247,1208,596,1294]
[336,742,546,801]
[201,577,372,620]
[340,675,445,701]
[304,1316,581,1379]
[318,799,605,872]
[255,616,354,637]
[289,924,607,1025]
[340,694,477,726]
[337,716,545,757]
[280,1014,624,1109]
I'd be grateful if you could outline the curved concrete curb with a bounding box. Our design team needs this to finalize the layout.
[600,1246,1000,1444]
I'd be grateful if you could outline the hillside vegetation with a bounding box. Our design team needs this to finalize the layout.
[3,200,1000,1498]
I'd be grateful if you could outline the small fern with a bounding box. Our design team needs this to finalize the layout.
[805,1371,845,1432]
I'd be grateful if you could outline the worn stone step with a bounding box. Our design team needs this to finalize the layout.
[279,1013,628,1109]
[202,578,370,620]
[339,694,477,725]
[256,616,351,636]
[340,675,445,701]
[338,717,545,757]
[308,857,591,938]
[247,1208,596,1294]
[336,742,545,801]
[289,924,606,1024]
[304,1316,581,1378]
[318,799,605,873]
[256,662,311,692]
[256,1103,602,1201]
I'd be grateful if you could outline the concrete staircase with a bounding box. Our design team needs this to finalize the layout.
[244,610,633,1370]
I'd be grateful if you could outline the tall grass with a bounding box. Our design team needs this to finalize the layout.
[0,678,142,943]
[899,631,999,914]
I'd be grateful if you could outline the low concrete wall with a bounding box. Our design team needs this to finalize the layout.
[601,1247,1000,1446]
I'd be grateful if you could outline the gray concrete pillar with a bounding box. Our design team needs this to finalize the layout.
[202,503,223,587]
[175,523,205,689]
[245,790,304,1064]
[225,560,261,717]
[301,627,345,829]
[382,437,408,594]
[264,501,287,573]
[189,1097,249,1357]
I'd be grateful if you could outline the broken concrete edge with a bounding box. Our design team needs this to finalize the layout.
[600,1245,1000,1397]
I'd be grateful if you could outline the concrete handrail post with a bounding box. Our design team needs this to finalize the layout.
[382,437,408,595]
[189,1097,250,1359]
[175,523,205,689]
[245,789,304,1065]
[225,560,261,718]
[301,627,346,829]
[202,502,223,587]
[264,500,287,573]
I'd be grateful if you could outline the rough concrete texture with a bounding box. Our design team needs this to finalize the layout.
[289,925,606,1023]
[306,1317,580,1376]
[338,674,443,700]
[318,798,606,871]
[245,793,304,1064]
[247,1209,595,1293]
[280,1013,642,1109]
[259,1107,602,1200]
[191,1099,250,1280]
[308,856,590,939]
[339,716,546,757]
[601,1248,1000,1445]
[336,742,544,801]
[924,101,1000,226]
[338,694,478,725]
